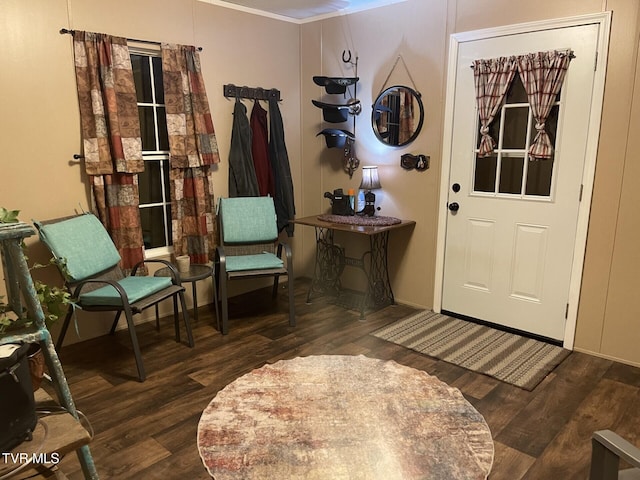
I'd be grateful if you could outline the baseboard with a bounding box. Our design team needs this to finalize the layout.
[572,347,640,369]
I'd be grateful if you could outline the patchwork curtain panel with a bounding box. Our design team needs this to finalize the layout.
[72,32,219,268]
[72,31,146,271]
[161,44,219,265]
[472,49,574,160]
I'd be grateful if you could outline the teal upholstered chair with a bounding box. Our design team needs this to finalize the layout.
[36,214,193,382]
[214,197,295,334]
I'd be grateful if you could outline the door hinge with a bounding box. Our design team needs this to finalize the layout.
[565,303,569,319]
[594,51,598,71]
[579,184,584,202]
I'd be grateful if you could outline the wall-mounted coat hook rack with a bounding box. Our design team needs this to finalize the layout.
[223,84,281,102]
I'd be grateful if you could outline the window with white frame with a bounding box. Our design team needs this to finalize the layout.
[473,75,560,199]
[130,48,172,255]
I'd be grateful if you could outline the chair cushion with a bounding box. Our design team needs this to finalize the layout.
[79,276,173,307]
[37,214,121,282]
[225,253,284,272]
[220,197,278,244]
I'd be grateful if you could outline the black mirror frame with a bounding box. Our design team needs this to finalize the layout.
[371,85,424,147]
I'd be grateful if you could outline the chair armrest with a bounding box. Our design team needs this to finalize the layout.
[277,242,293,265]
[132,258,174,273]
[136,259,182,285]
[215,246,227,274]
[277,242,293,278]
[593,430,640,467]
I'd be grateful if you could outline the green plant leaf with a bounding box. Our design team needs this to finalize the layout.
[0,207,20,223]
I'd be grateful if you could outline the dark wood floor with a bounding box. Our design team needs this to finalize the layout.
[47,278,640,479]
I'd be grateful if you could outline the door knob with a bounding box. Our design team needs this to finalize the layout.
[448,202,460,212]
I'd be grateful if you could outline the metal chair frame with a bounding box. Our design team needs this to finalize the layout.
[213,199,295,335]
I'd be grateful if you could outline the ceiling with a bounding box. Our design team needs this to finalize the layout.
[201,0,407,23]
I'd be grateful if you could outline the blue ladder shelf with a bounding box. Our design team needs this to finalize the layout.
[0,222,98,479]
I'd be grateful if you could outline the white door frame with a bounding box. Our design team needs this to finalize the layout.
[434,12,611,349]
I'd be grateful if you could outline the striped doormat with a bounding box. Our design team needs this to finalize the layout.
[371,310,571,390]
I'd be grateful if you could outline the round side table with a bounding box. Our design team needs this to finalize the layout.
[155,264,213,322]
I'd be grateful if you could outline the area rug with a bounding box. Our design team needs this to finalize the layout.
[198,355,494,480]
[371,311,570,391]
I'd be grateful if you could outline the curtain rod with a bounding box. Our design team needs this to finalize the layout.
[468,49,575,67]
[59,28,203,51]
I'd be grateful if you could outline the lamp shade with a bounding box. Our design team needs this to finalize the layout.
[359,166,382,191]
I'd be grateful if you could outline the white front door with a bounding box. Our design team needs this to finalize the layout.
[440,19,606,342]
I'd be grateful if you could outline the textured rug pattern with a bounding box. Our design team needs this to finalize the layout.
[371,311,571,390]
[317,214,401,226]
[198,355,493,480]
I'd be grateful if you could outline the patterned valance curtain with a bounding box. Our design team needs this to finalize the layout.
[161,44,219,264]
[517,50,573,159]
[472,56,518,157]
[72,31,146,271]
[473,50,574,159]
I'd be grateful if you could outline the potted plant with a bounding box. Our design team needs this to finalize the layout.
[0,265,71,337]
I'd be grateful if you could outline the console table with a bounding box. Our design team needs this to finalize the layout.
[291,215,415,318]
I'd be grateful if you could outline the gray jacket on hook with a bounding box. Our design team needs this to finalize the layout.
[268,98,295,236]
[229,98,260,197]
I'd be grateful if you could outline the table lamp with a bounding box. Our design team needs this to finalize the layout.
[359,166,382,216]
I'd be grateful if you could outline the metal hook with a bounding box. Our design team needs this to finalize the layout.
[342,50,352,64]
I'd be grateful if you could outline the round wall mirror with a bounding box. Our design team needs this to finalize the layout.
[372,85,424,147]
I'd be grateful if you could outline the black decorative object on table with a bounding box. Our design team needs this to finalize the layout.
[323,189,354,216]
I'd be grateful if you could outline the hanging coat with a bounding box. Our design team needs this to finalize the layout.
[229,98,259,197]
[268,98,295,236]
[250,100,275,197]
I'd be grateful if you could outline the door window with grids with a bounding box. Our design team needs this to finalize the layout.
[130,49,172,254]
[473,76,560,199]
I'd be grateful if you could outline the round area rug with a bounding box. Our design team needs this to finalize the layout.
[197,355,494,480]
